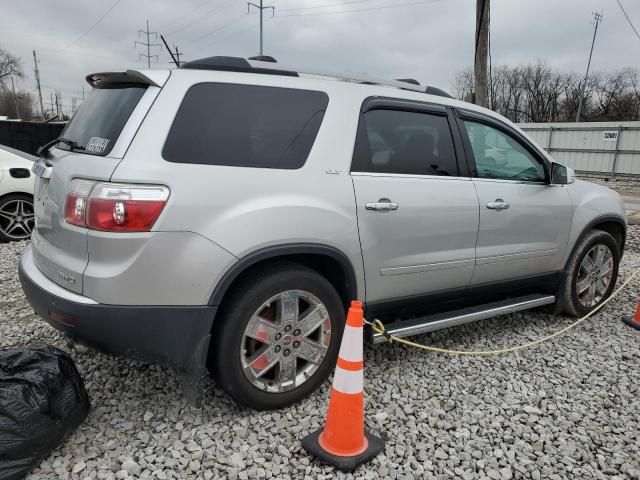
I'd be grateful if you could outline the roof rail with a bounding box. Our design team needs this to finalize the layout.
[180,56,454,96]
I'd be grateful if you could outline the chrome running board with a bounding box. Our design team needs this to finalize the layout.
[371,294,555,344]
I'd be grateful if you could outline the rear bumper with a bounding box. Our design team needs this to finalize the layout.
[19,245,216,370]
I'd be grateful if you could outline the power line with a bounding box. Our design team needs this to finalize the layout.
[616,0,640,42]
[278,0,380,13]
[155,0,212,31]
[67,0,123,48]
[274,0,444,17]
[166,0,237,37]
[184,14,249,46]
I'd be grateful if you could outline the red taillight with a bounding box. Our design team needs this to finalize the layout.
[87,198,167,232]
[64,179,94,227]
[65,180,169,232]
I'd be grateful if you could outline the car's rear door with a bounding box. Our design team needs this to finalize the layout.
[351,99,479,305]
[455,109,572,285]
[31,71,167,294]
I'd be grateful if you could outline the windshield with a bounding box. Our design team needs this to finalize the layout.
[58,83,147,156]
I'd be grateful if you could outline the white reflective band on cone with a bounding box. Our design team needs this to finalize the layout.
[332,366,364,394]
[338,325,363,362]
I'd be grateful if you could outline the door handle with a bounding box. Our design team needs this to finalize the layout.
[365,199,399,211]
[486,199,510,211]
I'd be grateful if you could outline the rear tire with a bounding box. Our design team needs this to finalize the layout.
[560,230,620,317]
[0,193,34,243]
[210,263,346,410]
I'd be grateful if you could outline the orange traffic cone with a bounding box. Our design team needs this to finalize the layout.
[301,300,384,472]
[623,301,640,330]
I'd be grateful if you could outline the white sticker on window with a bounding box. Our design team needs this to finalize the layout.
[86,137,111,153]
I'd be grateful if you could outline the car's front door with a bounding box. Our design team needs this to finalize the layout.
[351,100,479,304]
[456,110,573,286]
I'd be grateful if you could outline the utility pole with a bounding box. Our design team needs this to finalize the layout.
[32,50,45,121]
[48,92,55,118]
[576,12,602,122]
[174,45,183,65]
[248,0,274,56]
[10,76,20,119]
[81,86,85,100]
[55,92,61,118]
[72,97,78,115]
[136,19,162,68]
[474,0,490,108]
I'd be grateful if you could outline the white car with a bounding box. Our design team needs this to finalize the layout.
[0,145,36,242]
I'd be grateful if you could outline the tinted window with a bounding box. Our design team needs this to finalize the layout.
[163,83,328,169]
[352,109,458,176]
[463,120,546,182]
[59,84,147,156]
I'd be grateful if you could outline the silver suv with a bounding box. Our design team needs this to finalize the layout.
[19,57,626,410]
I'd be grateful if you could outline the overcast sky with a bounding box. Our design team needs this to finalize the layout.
[1,0,638,114]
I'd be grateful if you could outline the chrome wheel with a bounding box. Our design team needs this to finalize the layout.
[575,244,614,308]
[240,290,332,393]
[0,198,34,241]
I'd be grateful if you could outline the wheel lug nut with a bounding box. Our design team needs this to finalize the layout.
[293,329,301,336]
[274,345,281,353]
[275,333,282,341]
[284,349,291,357]
[284,325,292,332]
[293,341,300,349]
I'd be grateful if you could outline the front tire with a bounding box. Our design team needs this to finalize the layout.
[561,230,620,317]
[210,263,345,410]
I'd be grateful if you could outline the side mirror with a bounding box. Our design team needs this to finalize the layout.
[551,163,575,185]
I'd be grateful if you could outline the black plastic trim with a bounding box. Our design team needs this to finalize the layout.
[9,168,30,179]
[425,86,454,98]
[19,264,216,371]
[564,215,627,269]
[365,271,562,319]
[180,56,298,77]
[208,243,358,306]
[361,96,447,115]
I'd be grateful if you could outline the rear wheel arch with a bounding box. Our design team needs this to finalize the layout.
[209,243,359,311]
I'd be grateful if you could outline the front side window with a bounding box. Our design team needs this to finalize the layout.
[352,109,458,176]
[163,83,328,169]
[463,120,546,182]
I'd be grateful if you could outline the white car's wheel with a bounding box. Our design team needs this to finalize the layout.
[0,193,35,242]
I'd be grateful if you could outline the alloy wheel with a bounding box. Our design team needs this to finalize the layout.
[0,199,35,241]
[575,244,614,308]
[240,290,332,393]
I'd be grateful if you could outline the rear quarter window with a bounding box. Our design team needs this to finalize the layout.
[162,83,329,169]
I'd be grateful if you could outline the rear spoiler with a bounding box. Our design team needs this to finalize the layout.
[85,69,170,88]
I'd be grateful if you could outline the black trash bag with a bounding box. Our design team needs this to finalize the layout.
[0,344,90,480]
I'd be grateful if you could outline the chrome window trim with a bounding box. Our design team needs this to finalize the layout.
[350,171,471,181]
[471,177,548,186]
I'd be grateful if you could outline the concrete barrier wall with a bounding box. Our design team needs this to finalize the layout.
[518,121,640,176]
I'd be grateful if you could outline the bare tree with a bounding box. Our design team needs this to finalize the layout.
[453,62,640,122]
[0,46,23,87]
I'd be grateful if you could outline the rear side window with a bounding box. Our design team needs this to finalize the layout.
[163,83,329,169]
[59,83,147,156]
[352,109,458,176]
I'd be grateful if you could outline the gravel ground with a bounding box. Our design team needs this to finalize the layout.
[1,230,640,480]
